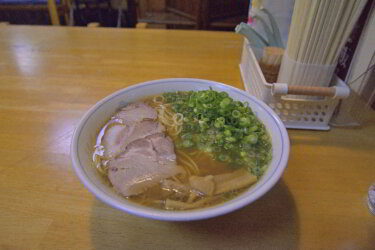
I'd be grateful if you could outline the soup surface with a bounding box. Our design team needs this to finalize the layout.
[93,89,272,210]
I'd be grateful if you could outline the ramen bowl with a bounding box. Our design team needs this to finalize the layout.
[71,78,289,221]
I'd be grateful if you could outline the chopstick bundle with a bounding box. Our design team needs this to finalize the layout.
[278,0,367,90]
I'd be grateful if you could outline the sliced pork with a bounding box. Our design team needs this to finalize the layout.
[147,133,176,161]
[101,120,165,158]
[108,134,184,197]
[98,102,183,197]
[115,102,157,123]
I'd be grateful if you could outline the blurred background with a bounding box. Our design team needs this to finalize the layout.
[0,0,249,30]
[0,0,373,116]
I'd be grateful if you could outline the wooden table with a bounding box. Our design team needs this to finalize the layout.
[0,26,374,250]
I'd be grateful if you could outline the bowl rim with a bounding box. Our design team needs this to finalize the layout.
[71,78,289,221]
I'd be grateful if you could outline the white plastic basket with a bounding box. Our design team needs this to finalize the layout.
[240,39,350,130]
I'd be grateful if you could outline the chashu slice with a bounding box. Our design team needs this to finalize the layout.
[101,120,164,159]
[114,102,157,123]
[108,134,184,197]
[146,133,176,161]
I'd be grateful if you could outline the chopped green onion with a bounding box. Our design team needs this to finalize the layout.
[239,117,250,127]
[232,110,241,118]
[220,98,232,108]
[181,133,193,140]
[225,136,237,143]
[218,154,230,162]
[250,125,258,132]
[182,140,194,148]
[224,130,232,137]
[244,134,258,144]
[162,89,272,175]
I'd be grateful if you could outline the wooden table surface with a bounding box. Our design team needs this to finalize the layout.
[0,26,374,250]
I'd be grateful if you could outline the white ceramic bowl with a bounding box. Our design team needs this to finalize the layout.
[71,78,289,221]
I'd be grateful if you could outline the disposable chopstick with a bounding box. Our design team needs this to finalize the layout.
[305,0,329,64]
[335,0,367,62]
[311,0,337,64]
[299,0,320,63]
[296,0,313,61]
[307,1,333,64]
[327,0,356,64]
[322,0,348,64]
[280,0,367,88]
[288,0,305,60]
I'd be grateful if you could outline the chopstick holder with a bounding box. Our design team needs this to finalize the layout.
[277,53,336,99]
[259,47,284,83]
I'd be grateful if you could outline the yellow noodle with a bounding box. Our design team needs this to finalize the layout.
[155,103,183,139]
[178,157,200,176]
[177,158,195,175]
[175,126,182,135]
[151,96,197,177]
[159,116,175,127]
[96,164,108,176]
[177,150,199,167]
[163,107,175,117]
[173,113,184,125]
[171,175,182,183]
[187,150,200,156]
[168,126,182,137]
[153,95,164,104]
[177,150,200,175]
[157,107,178,128]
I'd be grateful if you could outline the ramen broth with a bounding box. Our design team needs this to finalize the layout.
[131,147,244,209]
[93,90,272,210]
